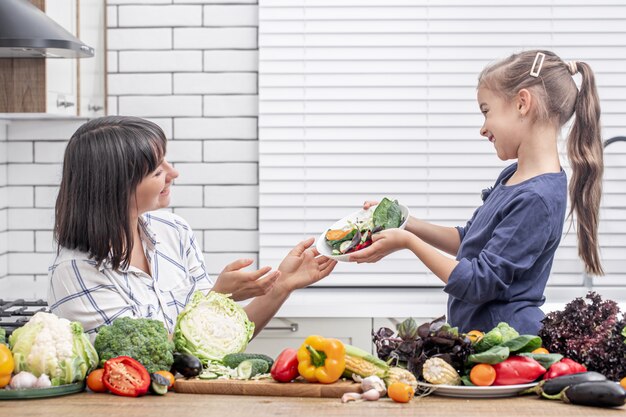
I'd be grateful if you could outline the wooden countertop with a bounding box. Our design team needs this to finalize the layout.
[1,391,624,417]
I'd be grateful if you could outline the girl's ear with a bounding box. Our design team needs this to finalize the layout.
[517,89,532,116]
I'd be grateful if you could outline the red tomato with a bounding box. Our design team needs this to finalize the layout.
[86,368,107,393]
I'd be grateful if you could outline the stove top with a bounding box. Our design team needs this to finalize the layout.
[0,299,49,338]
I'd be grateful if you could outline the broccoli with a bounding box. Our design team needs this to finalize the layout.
[94,317,174,373]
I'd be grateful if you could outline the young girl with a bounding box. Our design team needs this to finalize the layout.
[350,50,603,335]
[48,116,336,337]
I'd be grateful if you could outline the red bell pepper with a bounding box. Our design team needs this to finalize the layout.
[270,348,299,383]
[493,355,546,385]
[543,358,587,380]
[103,356,151,397]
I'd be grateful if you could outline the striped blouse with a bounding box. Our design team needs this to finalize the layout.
[47,211,214,336]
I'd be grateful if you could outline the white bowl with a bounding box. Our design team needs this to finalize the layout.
[315,203,410,262]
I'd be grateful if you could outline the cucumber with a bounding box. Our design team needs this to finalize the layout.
[150,373,170,395]
[237,359,270,379]
[222,353,274,369]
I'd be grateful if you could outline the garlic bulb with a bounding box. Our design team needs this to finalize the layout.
[361,375,386,396]
[9,372,38,389]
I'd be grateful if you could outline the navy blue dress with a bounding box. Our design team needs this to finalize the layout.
[444,163,567,335]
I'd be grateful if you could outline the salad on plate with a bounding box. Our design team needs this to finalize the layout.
[321,198,408,259]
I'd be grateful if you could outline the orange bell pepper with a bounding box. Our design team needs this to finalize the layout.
[297,335,345,384]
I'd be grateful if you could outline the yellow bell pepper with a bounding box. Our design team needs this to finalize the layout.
[297,335,345,384]
[0,344,14,388]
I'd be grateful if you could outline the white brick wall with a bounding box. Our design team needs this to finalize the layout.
[0,1,259,298]
[0,122,8,278]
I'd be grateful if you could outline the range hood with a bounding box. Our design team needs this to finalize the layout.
[0,0,93,58]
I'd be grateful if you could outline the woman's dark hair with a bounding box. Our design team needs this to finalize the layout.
[478,50,604,275]
[55,116,167,270]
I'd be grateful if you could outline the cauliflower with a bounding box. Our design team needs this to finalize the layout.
[94,317,174,373]
[8,312,98,386]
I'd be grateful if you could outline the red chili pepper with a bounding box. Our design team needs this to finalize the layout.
[103,356,151,397]
[543,358,587,380]
[270,348,299,383]
[492,355,546,385]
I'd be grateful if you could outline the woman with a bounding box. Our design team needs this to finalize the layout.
[48,116,336,337]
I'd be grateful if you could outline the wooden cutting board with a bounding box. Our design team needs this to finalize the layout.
[174,378,362,398]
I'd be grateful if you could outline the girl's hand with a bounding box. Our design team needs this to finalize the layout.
[363,200,379,210]
[277,237,337,293]
[349,229,411,263]
[213,259,280,301]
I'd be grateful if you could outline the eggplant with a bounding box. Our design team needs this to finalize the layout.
[534,371,607,397]
[562,380,626,408]
[171,353,203,378]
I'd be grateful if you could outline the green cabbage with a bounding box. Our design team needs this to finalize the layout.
[8,312,98,386]
[473,322,520,353]
[174,291,254,364]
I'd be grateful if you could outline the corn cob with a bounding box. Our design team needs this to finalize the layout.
[384,366,418,391]
[343,344,389,378]
[422,357,461,385]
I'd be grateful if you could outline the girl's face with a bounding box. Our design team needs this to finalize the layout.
[477,86,523,161]
[133,157,179,215]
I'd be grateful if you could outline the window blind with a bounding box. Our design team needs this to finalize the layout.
[258,0,626,288]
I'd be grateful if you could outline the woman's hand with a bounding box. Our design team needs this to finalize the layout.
[277,237,337,293]
[213,259,280,301]
[349,228,412,263]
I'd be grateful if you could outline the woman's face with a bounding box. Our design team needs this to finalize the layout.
[477,86,523,161]
[133,158,179,215]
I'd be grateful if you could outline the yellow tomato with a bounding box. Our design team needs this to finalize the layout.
[388,382,414,403]
[532,347,550,354]
[0,344,15,388]
[620,377,626,390]
[466,330,484,344]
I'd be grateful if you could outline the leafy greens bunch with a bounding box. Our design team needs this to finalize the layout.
[372,316,473,380]
[538,291,626,381]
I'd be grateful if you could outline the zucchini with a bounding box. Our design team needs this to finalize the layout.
[237,359,270,379]
[222,353,274,369]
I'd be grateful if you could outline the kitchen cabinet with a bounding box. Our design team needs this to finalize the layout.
[0,0,105,116]
[246,317,372,358]
[77,0,106,117]
[45,0,78,116]
[246,316,440,358]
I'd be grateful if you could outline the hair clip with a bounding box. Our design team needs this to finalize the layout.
[529,52,545,78]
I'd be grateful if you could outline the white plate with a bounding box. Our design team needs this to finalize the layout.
[316,203,410,262]
[415,381,538,398]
